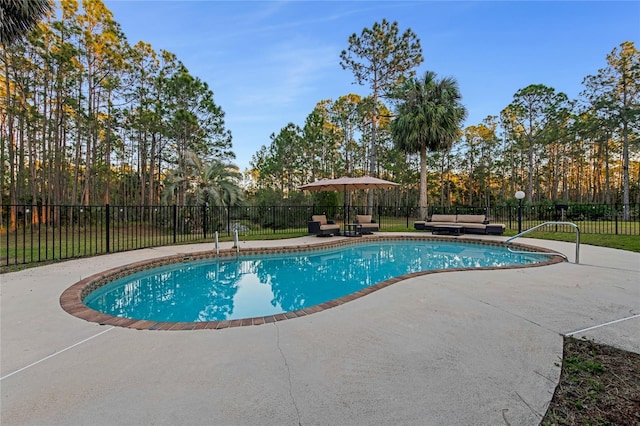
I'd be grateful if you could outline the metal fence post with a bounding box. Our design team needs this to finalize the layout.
[105,204,110,253]
[406,205,409,228]
[173,204,177,244]
[509,205,512,230]
[203,203,208,239]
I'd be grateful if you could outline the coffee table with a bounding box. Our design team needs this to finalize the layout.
[486,224,505,235]
[343,224,363,237]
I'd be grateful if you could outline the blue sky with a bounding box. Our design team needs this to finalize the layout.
[104,1,639,171]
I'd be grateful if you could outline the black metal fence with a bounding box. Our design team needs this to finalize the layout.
[1,203,638,267]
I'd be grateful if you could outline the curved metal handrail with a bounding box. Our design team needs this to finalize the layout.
[505,221,580,264]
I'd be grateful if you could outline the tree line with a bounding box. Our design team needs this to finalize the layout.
[1,0,240,230]
[1,2,639,231]
[251,25,639,220]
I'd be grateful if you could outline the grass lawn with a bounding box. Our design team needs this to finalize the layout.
[504,230,640,253]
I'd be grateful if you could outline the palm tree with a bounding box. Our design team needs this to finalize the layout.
[391,71,467,219]
[0,0,52,44]
[192,158,244,207]
[162,151,243,207]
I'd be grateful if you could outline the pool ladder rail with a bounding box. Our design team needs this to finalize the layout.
[505,221,580,264]
[213,230,240,255]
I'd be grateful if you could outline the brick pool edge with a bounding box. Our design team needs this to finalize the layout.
[59,236,565,331]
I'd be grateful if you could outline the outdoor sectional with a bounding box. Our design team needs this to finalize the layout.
[414,214,505,235]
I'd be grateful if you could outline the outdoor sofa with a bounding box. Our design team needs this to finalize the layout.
[308,215,341,237]
[354,214,379,234]
[414,214,505,235]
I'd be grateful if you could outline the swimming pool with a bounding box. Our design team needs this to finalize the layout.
[76,238,556,327]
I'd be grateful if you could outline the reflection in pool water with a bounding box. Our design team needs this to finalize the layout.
[84,240,546,322]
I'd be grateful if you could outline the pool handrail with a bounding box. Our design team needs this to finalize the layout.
[505,221,580,264]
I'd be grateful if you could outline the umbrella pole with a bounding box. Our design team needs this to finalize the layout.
[344,184,350,225]
[344,185,348,225]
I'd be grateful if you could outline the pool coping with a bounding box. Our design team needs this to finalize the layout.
[59,235,565,330]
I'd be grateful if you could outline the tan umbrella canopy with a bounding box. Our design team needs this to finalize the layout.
[298,176,399,191]
[299,176,399,222]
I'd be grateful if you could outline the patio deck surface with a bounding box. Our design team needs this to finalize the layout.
[1,233,638,425]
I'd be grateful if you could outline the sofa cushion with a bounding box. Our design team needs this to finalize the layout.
[461,223,486,230]
[311,215,327,225]
[319,224,340,231]
[359,222,378,229]
[430,214,456,223]
[456,214,486,224]
[356,214,372,224]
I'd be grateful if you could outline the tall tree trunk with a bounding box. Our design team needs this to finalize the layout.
[367,108,377,214]
[419,142,427,219]
[139,129,147,207]
[149,132,157,206]
[604,135,611,205]
[2,47,17,230]
[82,86,92,206]
[18,114,25,205]
[104,89,112,205]
[527,135,534,202]
[621,120,630,220]
[72,82,82,205]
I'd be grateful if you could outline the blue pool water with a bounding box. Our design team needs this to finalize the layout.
[84,240,547,322]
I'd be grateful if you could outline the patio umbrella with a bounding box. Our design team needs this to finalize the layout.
[299,176,399,222]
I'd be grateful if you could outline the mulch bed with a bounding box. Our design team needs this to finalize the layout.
[542,336,640,425]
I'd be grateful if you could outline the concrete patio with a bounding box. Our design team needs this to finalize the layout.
[1,234,638,425]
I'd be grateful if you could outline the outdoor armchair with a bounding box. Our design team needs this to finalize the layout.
[354,214,379,234]
[308,215,341,237]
